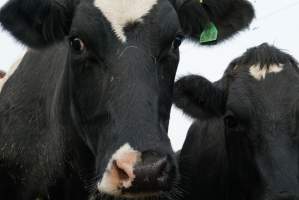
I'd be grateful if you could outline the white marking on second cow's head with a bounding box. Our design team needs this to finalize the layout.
[249,64,284,80]
[94,0,158,42]
[97,143,141,196]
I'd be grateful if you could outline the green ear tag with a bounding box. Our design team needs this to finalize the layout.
[199,22,218,44]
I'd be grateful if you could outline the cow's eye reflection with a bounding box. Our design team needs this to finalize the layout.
[69,37,85,53]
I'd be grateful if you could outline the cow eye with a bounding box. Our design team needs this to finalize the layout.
[69,37,85,53]
[224,112,239,129]
[173,34,185,49]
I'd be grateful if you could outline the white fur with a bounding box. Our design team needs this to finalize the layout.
[94,0,158,42]
[98,143,141,196]
[249,64,283,80]
[0,53,25,93]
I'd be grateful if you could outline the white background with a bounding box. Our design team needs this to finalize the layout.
[0,0,299,151]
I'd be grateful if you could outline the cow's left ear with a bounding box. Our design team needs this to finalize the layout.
[0,0,79,48]
[172,0,254,44]
[173,75,226,119]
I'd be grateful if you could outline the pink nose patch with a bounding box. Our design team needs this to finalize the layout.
[98,143,141,196]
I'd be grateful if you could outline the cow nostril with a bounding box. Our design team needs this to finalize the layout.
[155,157,170,182]
[125,154,176,193]
[113,160,130,182]
[97,143,141,195]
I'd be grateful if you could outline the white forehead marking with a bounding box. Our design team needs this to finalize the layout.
[249,64,284,81]
[94,0,158,42]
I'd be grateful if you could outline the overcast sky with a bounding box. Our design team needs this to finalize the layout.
[0,0,299,151]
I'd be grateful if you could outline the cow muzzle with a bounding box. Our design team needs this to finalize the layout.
[97,143,176,198]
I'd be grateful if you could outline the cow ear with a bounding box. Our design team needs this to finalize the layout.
[0,0,78,48]
[173,75,226,119]
[174,0,254,44]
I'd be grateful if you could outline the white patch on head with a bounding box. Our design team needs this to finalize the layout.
[94,0,158,42]
[249,64,284,81]
[97,143,141,196]
[0,52,25,93]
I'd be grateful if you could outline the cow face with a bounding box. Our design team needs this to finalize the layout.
[224,44,299,199]
[0,0,254,198]
[174,43,299,199]
[69,1,181,197]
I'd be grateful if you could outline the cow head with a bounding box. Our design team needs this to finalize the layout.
[0,0,254,198]
[174,43,299,200]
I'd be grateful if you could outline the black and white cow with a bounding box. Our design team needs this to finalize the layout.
[0,0,254,199]
[174,43,299,200]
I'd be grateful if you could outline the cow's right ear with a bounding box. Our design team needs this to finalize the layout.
[172,0,254,44]
[0,0,79,48]
[173,75,226,120]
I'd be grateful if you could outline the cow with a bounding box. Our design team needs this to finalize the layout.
[173,43,299,200]
[0,0,254,199]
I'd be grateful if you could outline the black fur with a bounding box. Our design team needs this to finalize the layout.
[0,44,94,200]
[178,119,230,200]
[173,75,226,119]
[174,43,299,200]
